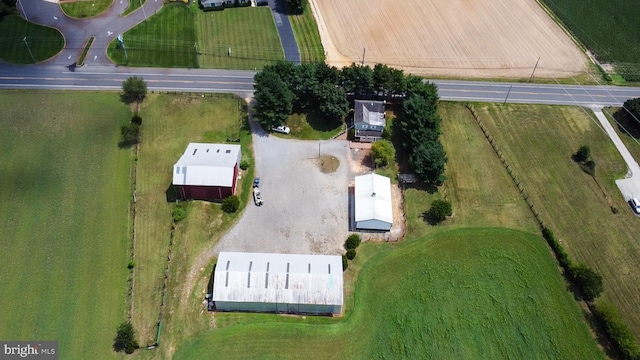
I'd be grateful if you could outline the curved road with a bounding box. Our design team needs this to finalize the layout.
[19,0,163,66]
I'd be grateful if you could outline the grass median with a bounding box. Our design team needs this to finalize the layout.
[60,0,113,18]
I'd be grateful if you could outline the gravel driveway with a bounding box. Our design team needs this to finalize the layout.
[213,119,354,255]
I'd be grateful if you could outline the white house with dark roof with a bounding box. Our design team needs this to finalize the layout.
[354,100,385,142]
[172,143,241,202]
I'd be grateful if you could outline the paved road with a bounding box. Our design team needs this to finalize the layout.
[2,63,640,106]
[267,0,300,64]
[19,0,163,66]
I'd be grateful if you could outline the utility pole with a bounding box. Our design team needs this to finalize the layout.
[117,34,128,64]
[502,84,513,106]
[361,47,366,66]
[18,0,28,21]
[140,0,147,19]
[528,57,540,83]
[23,37,35,63]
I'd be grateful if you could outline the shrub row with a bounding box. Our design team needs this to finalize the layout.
[593,301,640,359]
[342,234,361,271]
[541,226,603,301]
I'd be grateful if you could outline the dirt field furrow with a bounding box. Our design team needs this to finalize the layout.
[310,0,587,78]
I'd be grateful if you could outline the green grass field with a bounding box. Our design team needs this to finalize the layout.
[282,112,343,140]
[0,91,132,359]
[0,15,64,64]
[473,103,640,340]
[172,228,602,359]
[541,0,640,80]
[288,8,324,63]
[130,93,253,347]
[195,6,284,69]
[108,4,198,68]
[60,0,113,18]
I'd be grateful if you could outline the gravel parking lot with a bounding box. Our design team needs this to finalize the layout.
[214,122,354,255]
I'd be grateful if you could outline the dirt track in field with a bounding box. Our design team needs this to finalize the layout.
[309,0,587,79]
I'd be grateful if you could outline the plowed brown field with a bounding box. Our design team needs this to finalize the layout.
[309,0,587,79]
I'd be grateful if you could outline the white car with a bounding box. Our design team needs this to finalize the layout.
[272,125,290,134]
[630,198,640,214]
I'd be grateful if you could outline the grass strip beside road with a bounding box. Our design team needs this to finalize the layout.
[60,0,113,18]
[0,91,132,359]
[288,8,325,63]
[77,36,94,66]
[0,15,64,64]
[107,4,198,68]
[195,6,284,70]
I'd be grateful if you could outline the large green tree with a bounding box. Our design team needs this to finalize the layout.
[624,97,640,120]
[253,71,294,129]
[314,82,348,122]
[339,63,373,97]
[286,0,304,14]
[409,131,447,184]
[121,76,147,111]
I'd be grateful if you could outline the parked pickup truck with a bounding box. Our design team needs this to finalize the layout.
[253,187,264,206]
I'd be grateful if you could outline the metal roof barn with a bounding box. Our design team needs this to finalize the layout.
[173,143,240,187]
[172,143,241,202]
[354,173,393,231]
[212,252,343,315]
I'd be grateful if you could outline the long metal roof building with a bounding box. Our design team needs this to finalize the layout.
[354,173,393,231]
[212,252,343,315]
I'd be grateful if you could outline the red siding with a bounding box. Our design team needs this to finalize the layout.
[175,185,233,202]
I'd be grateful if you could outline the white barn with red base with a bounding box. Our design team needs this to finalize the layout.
[354,173,393,231]
[212,252,343,315]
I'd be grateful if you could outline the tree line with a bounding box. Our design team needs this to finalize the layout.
[253,61,447,184]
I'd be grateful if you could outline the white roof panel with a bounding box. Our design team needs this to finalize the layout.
[212,252,344,306]
[354,173,393,224]
[172,143,240,186]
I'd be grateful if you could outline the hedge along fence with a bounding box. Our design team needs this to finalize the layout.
[463,103,639,358]
[463,103,545,227]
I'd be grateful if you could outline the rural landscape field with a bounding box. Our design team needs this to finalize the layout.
[540,0,640,81]
[0,91,132,359]
[309,0,587,78]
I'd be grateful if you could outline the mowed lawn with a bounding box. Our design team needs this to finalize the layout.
[173,228,602,359]
[288,8,324,63]
[0,15,64,64]
[131,93,252,346]
[107,4,198,68]
[0,91,132,359]
[474,103,640,340]
[60,0,113,18]
[541,0,640,80]
[196,6,284,69]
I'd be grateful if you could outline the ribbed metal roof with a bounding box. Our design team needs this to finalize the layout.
[212,252,344,306]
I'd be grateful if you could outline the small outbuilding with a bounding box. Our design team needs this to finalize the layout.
[172,143,241,202]
[354,173,393,231]
[354,100,385,142]
[212,252,343,315]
